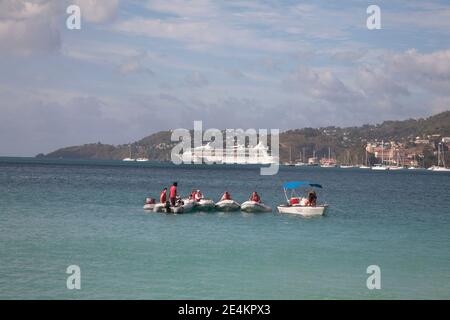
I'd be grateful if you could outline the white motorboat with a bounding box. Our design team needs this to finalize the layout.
[277,204,328,216]
[359,165,371,169]
[277,181,328,217]
[136,158,149,162]
[195,199,216,211]
[240,201,272,213]
[340,165,356,169]
[215,199,241,212]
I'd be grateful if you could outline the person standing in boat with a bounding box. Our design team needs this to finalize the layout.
[169,182,178,206]
[220,191,232,201]
[159,187,167,203]
[250,191,261,203]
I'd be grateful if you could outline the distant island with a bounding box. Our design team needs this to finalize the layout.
[39,111,450,167]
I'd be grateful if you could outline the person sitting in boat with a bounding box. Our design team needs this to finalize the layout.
[194,190,203,202]
[307,191,317,207]
[250,191,261,203]
[175,197,184,207]
[220,191,232,201]
[299,197,309,206]
[169,182,178,206]
[159,188,167,203]
[145,197,155,204]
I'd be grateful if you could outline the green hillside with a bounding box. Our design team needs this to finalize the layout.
[43,111,450,164]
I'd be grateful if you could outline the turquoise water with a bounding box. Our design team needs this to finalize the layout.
[0,158,449,299]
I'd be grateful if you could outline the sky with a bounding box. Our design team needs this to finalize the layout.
[1,0,450,156]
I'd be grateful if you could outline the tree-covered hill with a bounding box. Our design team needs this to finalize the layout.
[43,110,450,164]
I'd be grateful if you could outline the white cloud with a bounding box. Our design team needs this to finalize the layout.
[183,71,209,87]
[118,52,154,75]
[283,65,360,103]
[387,49,450,81]
[0,0,60,55]
[74,0,118,23]
[146,0,215,18]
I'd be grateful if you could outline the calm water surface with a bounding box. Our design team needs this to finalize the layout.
[0,158,449,299]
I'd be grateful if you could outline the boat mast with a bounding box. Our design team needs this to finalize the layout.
[443,144,447,167]
[437,143,440,167]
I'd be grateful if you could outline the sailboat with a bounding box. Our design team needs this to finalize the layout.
[321,147,336,168]
[388,149,404,170]
[122,144,135,161]
[372,140,389,170]
[428,143,450,172]
[408,154,421,170]
[295,148,307,166]
[286,147,295,166]
[340,150,356,168]
[359,148,371,169]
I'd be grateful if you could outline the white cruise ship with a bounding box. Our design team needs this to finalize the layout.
[180,142,277,164]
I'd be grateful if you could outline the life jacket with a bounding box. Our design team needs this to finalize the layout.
[251,194,260,202]
[160,190,167,203]
[169,185,177,198]
[194,192,202,201]
[290,197,299,205]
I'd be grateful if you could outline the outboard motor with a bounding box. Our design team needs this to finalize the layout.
[164,201,172,213]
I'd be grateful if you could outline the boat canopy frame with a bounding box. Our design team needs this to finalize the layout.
[282,181,323,203]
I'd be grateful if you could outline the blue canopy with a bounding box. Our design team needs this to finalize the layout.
[283,181,323,189]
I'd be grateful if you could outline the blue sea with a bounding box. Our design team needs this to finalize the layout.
[0,158,449,299]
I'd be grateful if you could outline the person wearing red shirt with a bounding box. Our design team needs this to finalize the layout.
[160,187,167,203]
[250,191,261,203]
[221,191,231,201]
[169,182,178,206]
